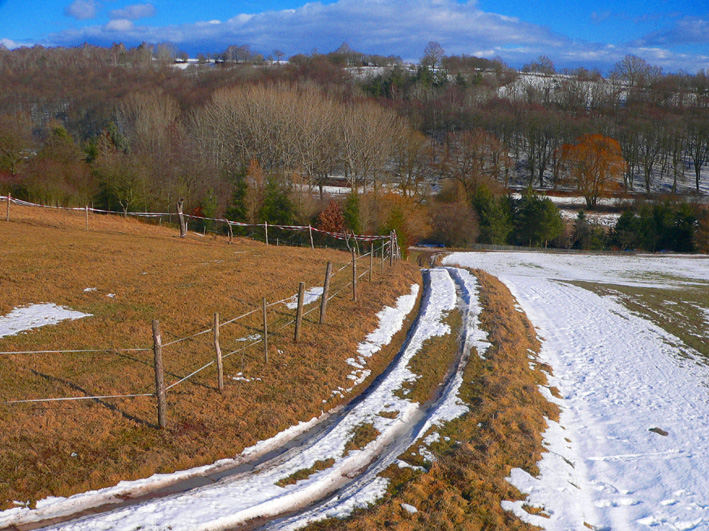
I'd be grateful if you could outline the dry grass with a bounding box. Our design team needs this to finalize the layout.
[275,459,336,488]
[307,268,559,530]
[0,204,420,508]
[342,423,381,457]
[395,309,462,404]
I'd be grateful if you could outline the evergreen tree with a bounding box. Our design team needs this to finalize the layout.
[472,185,513,244]
[259,177,294,225]
[513,189,563,247]
[343,192,361,233]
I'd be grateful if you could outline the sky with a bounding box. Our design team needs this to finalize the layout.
[0,0,707,73]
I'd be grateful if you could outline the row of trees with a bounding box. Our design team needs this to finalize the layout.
[0,43,706,253]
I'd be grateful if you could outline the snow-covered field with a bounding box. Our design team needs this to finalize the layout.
[443,251,709,529]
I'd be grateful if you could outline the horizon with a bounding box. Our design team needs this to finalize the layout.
[0,0,708,74]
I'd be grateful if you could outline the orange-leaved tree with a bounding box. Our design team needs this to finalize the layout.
[561,134,626,208]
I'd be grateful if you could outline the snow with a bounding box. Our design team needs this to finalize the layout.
[0,303,90,339]
[511,192,622,208]
[284,287,324,309]
[279,268,489,529]
[401,502,418,514]
[560,209,620,227]
[444,251,709,530]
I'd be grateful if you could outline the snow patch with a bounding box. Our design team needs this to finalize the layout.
[0,304,90,338]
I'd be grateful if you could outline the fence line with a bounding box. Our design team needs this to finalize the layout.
[1,195,389,243]
[2,260,376,404]
[6,393,154,404]
[2,196,401,424]
[0,347,151,356]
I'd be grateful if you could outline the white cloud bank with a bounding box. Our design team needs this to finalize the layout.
[43,0,709,72]
[110,3,155,21]
[64,0,98,20]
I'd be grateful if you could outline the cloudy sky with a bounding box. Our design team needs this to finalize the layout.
[0,0,707,72]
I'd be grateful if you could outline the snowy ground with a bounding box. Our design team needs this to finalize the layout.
[0,269,486,530]
[0,304,90,339]
[443,251,709,529]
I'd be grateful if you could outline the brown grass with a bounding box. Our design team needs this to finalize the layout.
[342,423,381,457]
[307,268,559,530]
[0,204,421,508]
[275,459,336,487]
[395,308,462,404]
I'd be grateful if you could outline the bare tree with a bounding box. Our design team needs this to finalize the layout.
[421,41,444,69]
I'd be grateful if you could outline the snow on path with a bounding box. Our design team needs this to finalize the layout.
[29,271,451,530]
[274,267,489,529]
[444,252,709,530]
[0,304,90,339]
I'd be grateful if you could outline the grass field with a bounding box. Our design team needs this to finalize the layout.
[0,204,420,508]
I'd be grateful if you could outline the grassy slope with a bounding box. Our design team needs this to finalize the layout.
[309,269,559,530]
[0,205,420,508]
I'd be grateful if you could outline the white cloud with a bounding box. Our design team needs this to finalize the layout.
[47,0,709,73]
[105,19,134,32]
[110,3,156,21]
[0,38,30,49]
[635,16,709,46]
[64,0,98,20]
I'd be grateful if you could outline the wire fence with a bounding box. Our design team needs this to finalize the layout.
[0,228,401,428]
[0,194,391,252]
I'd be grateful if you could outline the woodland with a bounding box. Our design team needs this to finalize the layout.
[0,42,707,252]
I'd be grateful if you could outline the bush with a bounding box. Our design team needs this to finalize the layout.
[429,201,479,247]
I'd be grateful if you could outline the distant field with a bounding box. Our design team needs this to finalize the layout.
[0,204,420,508]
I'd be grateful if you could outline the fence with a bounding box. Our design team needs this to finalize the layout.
[1,216,401,428]
[0,194,399,254]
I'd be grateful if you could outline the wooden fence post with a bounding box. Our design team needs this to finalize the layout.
[389,231,394,267]
[264,221,269,246]
[6,193,10,222]
[294,281,305,342]
[152,320,166,429]
[381,241,385,273]
[352,248,357,302]
[85,205,89,231]
[214,312,224,392]
[177,199,186,238]
[369,242,373,281]
[262,297,268,363]
[319,261,332,324]
[227,221,233,244]
[308,225,314,249]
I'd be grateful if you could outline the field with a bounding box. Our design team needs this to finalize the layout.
[444,251,709,529]
[0,204,420,509]
[2,204,708,530]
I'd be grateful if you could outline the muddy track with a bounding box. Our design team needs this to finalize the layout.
[6,268,474,531]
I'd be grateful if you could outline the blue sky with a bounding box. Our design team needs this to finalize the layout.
[0,0,707,72]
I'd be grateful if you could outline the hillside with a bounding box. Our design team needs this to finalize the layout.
[0,204,420,509]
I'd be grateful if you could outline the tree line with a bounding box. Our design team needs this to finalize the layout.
[0,43,706,253]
